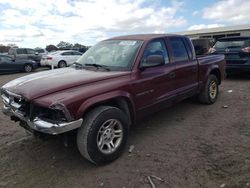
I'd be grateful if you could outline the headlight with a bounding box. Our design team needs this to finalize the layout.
[32,106,68,123]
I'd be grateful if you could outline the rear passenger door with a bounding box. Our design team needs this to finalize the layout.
[168,37,199,100]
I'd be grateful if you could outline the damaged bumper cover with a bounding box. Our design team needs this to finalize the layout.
[2,104,83,135]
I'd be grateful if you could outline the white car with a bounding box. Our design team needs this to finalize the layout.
[40,50,82,68]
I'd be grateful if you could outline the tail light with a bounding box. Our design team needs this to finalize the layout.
[241,46,250,53]
[208,47,216,53]
[47,57,52,60]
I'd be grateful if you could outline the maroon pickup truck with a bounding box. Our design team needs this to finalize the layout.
[1,34,225,164]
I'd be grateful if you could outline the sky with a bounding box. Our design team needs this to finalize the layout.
[0,0,250,48]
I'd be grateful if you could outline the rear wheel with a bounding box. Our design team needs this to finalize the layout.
[58,61,67,68]
[198,74,219,104]
[24,64,33,72]
[77,106,129,165]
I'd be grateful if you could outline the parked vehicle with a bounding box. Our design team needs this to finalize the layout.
[40,50,82,68]
[0,55,39,74]
[8,48,42,63]
[210,36,250,72]
[1,34,225,165]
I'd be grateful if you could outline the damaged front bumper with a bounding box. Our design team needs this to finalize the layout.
[2,104,83,135]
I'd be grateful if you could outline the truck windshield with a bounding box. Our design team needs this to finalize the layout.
[76,40,143,71]
[214,38,249,49]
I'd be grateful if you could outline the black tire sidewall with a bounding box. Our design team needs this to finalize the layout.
[79,107,129,165]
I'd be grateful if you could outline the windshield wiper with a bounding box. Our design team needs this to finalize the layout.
[84,63,110,71]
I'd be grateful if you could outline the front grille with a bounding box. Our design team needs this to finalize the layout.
[1,90,29,116]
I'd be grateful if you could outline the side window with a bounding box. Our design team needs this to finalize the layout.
[72,51,82,55]
[61,52,72,56]
[16,49,25,54]
[143,39,170,64]
[184,38,193,59]
[26,49,36,54]
[169,38,189,62]
[36,49,45,53]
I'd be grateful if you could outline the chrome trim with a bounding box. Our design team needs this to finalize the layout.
[1,90,23,109]
[3,89,22,98]
[1,93,9,104]
[2,105,83,135]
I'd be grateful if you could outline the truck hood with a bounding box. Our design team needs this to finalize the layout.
[2,67,129,100]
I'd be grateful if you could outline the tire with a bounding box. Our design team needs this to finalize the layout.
[198,74,219,104]
[58,61,67,68]
[77,106,129,165]
[24,64,33,73]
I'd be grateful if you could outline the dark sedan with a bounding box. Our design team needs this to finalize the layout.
[211,36,250,73]
[0,55,39,74]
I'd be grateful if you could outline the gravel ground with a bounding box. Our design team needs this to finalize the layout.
[0,70,249,188]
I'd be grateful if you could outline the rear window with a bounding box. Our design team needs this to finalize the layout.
[214,38,250,49]
[36,49,45,53]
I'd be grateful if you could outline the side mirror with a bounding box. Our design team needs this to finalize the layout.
[35,52,39,55]
[140,55,165,69]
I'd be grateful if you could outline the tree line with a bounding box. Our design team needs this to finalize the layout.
[0,41,90,53]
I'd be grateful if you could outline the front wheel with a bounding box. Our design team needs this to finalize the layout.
[77,106,129,165]
[198,74,219,104]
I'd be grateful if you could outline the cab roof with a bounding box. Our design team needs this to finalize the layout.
[107,34,183,41]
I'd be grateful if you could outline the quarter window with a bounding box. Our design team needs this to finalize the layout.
[170,38,189,62]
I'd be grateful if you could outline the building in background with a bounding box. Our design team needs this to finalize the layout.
[176,24,250,41]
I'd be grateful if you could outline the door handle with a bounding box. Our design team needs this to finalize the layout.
[167,72,176,79]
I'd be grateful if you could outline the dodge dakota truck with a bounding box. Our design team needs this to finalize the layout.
[1,34,226,165]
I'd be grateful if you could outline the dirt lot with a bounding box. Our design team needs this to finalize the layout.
[0,70,249,188]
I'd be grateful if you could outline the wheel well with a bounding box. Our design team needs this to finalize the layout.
[210,69,221,84]
[83,97,134,126]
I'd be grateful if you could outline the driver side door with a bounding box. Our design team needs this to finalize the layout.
[133,39,177,116]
